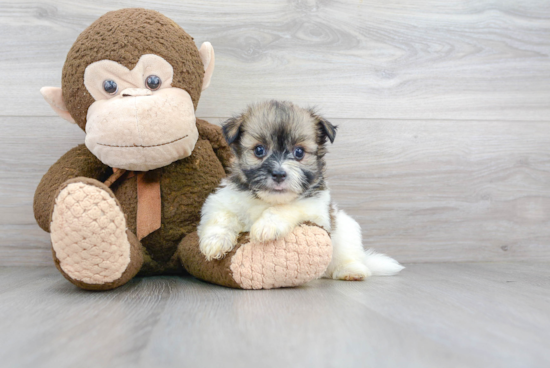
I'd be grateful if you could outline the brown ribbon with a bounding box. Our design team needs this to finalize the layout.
[104,168,162,240]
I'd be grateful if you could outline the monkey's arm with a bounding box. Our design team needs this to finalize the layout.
[196,118,233,174]
[33,144,112,232]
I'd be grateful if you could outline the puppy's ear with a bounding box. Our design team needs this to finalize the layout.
[222,115,244,145]
[311,111,337,144]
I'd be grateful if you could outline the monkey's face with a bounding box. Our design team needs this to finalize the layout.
[41,9,216,171]
[83,54,198,171]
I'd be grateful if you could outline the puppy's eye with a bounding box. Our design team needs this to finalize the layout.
[103,80,118,95]
[254,145,266,158]
[145,75,162,91]
[293,147,305,160]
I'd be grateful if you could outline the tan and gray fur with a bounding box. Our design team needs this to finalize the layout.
[223,100,334,203]
[199,101,404,280]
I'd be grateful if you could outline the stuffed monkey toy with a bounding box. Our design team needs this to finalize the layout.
[34,8,332,290]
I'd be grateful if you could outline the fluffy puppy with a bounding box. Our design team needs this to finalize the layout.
[198,101,403,280]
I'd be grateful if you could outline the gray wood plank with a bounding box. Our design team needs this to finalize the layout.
[0,0,549,120]
[0,263,549,368]
[2,116,550,265]
[330,263,550,368]
[0,116,84,266]
[327,119,550,262]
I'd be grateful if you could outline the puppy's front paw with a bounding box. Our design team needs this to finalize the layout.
[199,229,237,261]
[332,261,372,281]
[249,216,292,243]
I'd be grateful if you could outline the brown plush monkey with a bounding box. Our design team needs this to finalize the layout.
[35,8,332,290]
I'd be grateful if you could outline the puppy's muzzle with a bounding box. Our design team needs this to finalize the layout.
[271,169,287,184]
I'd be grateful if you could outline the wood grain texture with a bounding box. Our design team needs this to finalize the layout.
[2,116,550,265]
[0,263,549,368]
[1,0,549,264]
[0,0,549,120]
[327,119,550,262]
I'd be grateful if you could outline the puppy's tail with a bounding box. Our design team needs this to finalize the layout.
[331,208,404,276]
[363,249,405,276]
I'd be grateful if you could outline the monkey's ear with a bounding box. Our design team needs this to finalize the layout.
[222,115,244,145]
[40,87,76,124]
[311,111,337,144]
[199,42,215,91]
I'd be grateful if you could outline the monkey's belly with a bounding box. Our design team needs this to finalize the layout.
[110,139,226,274]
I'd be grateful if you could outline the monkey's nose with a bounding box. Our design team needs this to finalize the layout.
[121,88,153,97]
[271,169,287,183]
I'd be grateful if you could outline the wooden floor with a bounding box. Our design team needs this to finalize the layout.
[1,263,549,368]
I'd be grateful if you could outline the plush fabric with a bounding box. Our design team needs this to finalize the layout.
[39,87,76,124]
[135,171,162,240]
[178,231,243,288]
[52,229,144,291]
[198,42,215,90]
[62,8,204,130]
[34,8,332,291]
[83,55,174,100]
[34,144,112,232]
[84,81,199,171]
[230,224,332,289]
[105,170,163,241]
[51,180,133,284]
[35,120,232,282]
[83,53,200,171]
[180,224,332,289]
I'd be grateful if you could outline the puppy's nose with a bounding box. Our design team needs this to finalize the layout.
[271,169,287,183]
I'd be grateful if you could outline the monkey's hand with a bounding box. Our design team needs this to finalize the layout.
[250,209,294,243]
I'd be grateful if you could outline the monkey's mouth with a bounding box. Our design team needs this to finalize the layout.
[96,135,188,148]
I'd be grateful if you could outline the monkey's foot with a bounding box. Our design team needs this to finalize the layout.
[180,224,333,290]
[50,178,143,290]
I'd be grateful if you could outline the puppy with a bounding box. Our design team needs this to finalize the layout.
[198,101,403,280]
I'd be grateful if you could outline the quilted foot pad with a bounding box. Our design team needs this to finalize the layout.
[230,224,333,289]
[50,182,131,285]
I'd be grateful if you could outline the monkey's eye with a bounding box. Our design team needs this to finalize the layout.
[103,80,118,95]
[254,145,266,158]
[293,147,305,160]
[145,75,162,91]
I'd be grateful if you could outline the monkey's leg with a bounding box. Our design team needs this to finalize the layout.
[178,224,332,289]
[50,178,143,290]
